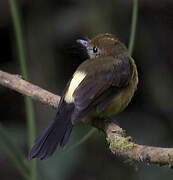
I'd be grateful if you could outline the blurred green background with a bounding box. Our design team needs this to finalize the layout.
[1,0,173,179]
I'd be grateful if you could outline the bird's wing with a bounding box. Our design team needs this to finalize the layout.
[65,56,131,123]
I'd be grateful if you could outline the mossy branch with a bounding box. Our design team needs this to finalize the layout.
[1,70,173,167]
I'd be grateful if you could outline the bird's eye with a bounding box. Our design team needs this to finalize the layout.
[93,47,98,53]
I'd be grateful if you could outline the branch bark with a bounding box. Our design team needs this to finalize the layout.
[1,70,173,167]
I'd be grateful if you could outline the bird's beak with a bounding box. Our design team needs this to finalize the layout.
[76,39,89,48]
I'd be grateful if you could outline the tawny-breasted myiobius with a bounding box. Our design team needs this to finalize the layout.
[29,33,138,160]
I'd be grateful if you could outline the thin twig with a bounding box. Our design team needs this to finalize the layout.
[64,128,97,153]
[128,0,138,56]
[0,124,29,180]
[9,0,37,179]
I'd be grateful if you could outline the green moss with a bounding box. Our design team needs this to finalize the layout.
[107,134,136,154]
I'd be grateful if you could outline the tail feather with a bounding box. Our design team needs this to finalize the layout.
[29,104,74,160]
[60,122,73,146]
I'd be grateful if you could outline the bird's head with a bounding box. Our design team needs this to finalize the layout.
[77,33,128,59]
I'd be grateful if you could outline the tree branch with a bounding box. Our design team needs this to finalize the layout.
[1,70,173,167]
[0,70,60,108]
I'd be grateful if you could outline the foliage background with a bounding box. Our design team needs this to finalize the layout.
[0,0,173,179]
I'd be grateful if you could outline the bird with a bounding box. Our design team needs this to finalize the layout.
[29,33,138,160]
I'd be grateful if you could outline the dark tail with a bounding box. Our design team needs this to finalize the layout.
[28,103,74,160]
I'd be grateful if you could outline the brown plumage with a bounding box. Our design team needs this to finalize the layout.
[29,33,138,160]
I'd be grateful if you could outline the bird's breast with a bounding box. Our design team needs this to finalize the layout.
[99,58,138,118]
[99,83,136,117]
